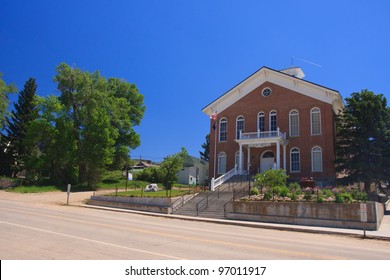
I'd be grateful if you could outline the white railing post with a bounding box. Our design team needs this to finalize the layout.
[210,178,215,191]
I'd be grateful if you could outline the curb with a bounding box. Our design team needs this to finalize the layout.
[74,203,390,242]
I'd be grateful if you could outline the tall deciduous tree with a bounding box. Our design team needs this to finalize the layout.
[0,78,38,176]
[199,134,210,162]
[49,63,145,187]
[335,89,390,197]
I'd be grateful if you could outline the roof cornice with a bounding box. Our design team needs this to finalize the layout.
[202,66,344,115]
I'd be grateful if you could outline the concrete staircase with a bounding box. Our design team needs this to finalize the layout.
[173,176,250,219]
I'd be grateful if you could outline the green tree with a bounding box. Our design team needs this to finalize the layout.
[52,63,145,187]
[199,134,210,161]
[24,96,78,185]
[335,90,390,197]
[0,73,17,131]
[0,78,38,176]
[106,78,145,169]
[159,147,188,194]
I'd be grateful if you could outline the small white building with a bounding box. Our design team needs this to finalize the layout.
[177,156,209,186]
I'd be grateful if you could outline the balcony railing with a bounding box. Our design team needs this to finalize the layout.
[239,128,286,140]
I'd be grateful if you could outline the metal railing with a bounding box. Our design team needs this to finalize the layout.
[223,182,251,217]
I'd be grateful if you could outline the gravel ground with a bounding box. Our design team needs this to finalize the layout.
[0,190,94,206]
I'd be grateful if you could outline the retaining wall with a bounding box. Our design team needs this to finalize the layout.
[87,195,175,214]
[226,201,384,230]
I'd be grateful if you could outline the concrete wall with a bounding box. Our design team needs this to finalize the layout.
[226,201,384,230]
[87,195,174,214]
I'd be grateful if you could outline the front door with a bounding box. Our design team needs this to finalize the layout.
[260,151,275,173]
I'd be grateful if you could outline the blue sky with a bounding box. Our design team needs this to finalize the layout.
[1,0,389,162]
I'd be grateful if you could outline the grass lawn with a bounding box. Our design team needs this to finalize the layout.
[6,185,61,193]
[104,188,193,198]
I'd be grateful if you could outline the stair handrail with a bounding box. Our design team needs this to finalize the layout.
[223,182,251,217]
[195,179,239,216]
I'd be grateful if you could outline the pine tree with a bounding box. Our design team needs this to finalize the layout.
[1,78,38,176]
[199,134,210,161]
[335,89,390,198]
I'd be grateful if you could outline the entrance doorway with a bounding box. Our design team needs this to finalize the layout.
[260,151,275,173]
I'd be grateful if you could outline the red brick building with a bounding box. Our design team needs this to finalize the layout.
[202,66,344,187]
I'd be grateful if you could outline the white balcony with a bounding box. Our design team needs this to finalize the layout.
[235,127,289,175]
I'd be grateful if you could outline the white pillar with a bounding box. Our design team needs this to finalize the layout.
[283,144,287,171]
[276,140,280,169]
[239,143,243,175]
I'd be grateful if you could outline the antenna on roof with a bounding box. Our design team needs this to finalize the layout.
[291,57,322,68]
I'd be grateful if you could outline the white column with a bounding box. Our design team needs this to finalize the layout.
[276,140,280,169]
[239,143,243,175]
[283,144,287,171]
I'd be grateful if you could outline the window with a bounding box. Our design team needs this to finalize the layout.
[270,110,277,131]
[258,112,265,132]
[311,107,321,135]
[290,148,300,172]
[219,118,227,142]
[218,152,227,174]
[236,116,245,139]
[289,110,299,137]
[262,87,272,97]
[311,146,323,172]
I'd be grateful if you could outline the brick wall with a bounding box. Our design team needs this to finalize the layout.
[209,81,336,186]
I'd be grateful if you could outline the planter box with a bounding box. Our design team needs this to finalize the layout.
[226,201,385,230]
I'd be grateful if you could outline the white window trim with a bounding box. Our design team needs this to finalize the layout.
[311,146,323,172]
[290,147,300,173]
[218,152,227,174]
[236,115,245,139]
[289,109,300,137]
[219,118,227,142]
[269,110,277,131]
[310,107,322,135]
[257,111,265,131]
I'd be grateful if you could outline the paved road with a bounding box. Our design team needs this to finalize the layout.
[0,191,390,260]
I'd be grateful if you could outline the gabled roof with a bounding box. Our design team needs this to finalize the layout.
[202,66,344,116]
[183,156,208,168]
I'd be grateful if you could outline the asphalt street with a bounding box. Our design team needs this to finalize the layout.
[0,191,389,260]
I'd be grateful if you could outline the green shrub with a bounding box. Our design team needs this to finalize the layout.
[289,192,298,201]
[249,187,259,196]
[351,190,368,202]
[279,186,289,197]
[317,194,324,203]
[253,169,288,190]
[288,182,301,192]
[335,193,345,203]
[263,191,272,201]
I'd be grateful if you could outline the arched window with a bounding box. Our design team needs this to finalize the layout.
[258,112,265,132]
[219,118,227,142]
[236,116,245,139]
[311,107,321,135]
[269,110,277,131]
[290,148,300,172]
[311,146,323,172]
[218,152,227,174]
[289,110,299,137]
